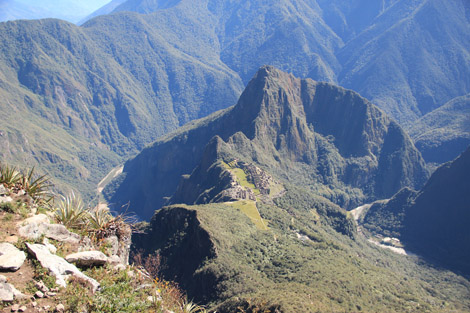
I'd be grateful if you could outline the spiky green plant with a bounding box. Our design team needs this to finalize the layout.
[181,301,207,313]
[86,205,113,231]
[18,167,54,205]
[0,163,21,188]
[54,192,89,229]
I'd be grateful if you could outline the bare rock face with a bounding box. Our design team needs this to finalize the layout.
[65,251,108,267]
[18,223,80,244]
[0,243,26,272]
[26,243,100,292]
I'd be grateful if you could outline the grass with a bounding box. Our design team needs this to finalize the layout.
[228,200,268,230]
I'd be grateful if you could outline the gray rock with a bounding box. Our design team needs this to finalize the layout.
[42,238,57,254]
[105,236,119,255]
[18,223,80,244]
[10,304,19,312]
[26,243,100,293]
[107,255,121,265]
[18,305,27,312]
[17,214,50,227]
[113,264,126,271]
[0,184,7,195]
[35,281,49,293]
[0,243,26,271]
[65,251,108,267]
[0,282,23,302]
[34,291,44,298]
[0,196,13,204]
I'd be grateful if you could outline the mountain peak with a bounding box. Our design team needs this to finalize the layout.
[106,67,428,219]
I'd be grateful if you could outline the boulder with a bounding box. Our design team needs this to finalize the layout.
[0,196,13,204]
[0,243,26,271]
[107,255,121,265]
[17,214,50,227]
[0,184,7,195]
[18,223,80,244]
[26,243,100,293]
[0,282,23,302]
[65,251,108,267]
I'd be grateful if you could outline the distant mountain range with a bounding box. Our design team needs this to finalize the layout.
[0,0,110,24]
[0,0,468,196]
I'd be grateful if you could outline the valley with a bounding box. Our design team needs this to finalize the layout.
[0,0,469,312]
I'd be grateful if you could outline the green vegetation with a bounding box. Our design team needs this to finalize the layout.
[54,192,89,229]
[228,200,268,231]
[137,188,470,312]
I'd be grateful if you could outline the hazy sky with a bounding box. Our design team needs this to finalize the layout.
[0,0,113,23]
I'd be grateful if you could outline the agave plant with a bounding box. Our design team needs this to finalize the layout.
[18,167,54,205]
[54,191,89,229]
[181,301,207,313]
[0,163,21,188]
[87,204,113,231]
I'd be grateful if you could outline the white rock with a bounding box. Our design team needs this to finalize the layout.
[42,238,57,254]
[34,291,44,298]
[0,196,13,204]
[18,223,80,244]
[10,303,19,311]
[55,304,65,312]
[0,184,7,195]
[107,255,121,265]
[17,214,50,227]
[0,275,6,283]
[113,264,126,271]
[26,243,100,293]
[0,243,26,271]
[65,251,108,267]
[0,282,23,302]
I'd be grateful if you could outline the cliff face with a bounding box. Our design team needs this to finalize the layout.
[404,146,470,274]
[131,206,218,302]
[107,66,428,220]
[362,146,470,275]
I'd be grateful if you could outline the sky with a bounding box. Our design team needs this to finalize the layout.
[0,0,113,24]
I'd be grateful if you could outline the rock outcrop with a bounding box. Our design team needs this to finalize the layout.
[18,221,80,244]
[26,243,100,292]
[0,243,26,272]
[65,251,108,267]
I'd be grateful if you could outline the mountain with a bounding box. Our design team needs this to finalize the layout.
[0,16,242,195]
[0,0,111,24]
[121,69,467,312]
[79,0,127,25]
[105,0,470,125]
[105,66,428,220]
[1,0,468,195]
[131,198,470,311]
[361,146,470,275]
[409,94,470,166]
[336,0,470,124]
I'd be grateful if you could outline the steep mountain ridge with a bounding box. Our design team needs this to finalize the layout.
[409,94,470,165]
[106,67,428,220]
[0,16,242,194]
[362,146,470,275]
